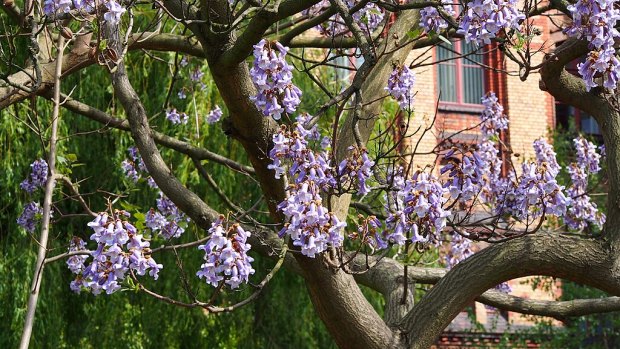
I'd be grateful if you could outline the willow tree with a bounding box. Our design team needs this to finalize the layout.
[3,0,620,347]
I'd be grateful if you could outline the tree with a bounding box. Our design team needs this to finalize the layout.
[3,0,620,348]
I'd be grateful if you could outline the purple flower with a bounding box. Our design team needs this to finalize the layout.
[104,0,126,25]
[121,147,153,186]
[43,0,72,15]
[564,0,620,90]
[166,109,189,125]
[351,215,386,250]
[384,171,450,246]
[250,40,301,119]
[533,138,561,177]
[386,65,416,110]
[20,159,49,193]
[206,106,223,124]
[574,136,601,174]
[444,233,474,269]
[564,137,605,229]
[197,216,255,289]
[17,202,43,232]
[578,48,620,91]
[420,2,455,33]
[267,123,347,257]
[480,92,508,138]
[337,146,375,195]
[190,69,204,82]
[145,192,188,239]
[457,0,524,46]
[67,237,89,274]
[69,211,162,295]
[303,0,385,37]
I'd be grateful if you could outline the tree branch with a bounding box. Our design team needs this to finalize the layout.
[19,35,66,349]
[40,91,255,174]
[109,25,221,230]
[218,0,322,67]
[353,255,620,322]
[0,32,206,109]
[398,234,620,348]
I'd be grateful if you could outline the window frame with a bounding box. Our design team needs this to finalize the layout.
[436,40,489,113]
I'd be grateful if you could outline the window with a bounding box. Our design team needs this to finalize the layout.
[437,40,486,108]
[555,103,602,136]
[554,41,602,138]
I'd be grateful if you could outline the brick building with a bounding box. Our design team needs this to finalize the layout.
[403,7,588,348]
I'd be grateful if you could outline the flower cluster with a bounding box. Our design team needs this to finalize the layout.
[303,0,384,37]
[386,65,416,110]
[145,192,188,239]
[441,96,573,223]
[197,216,255,289]
[268,123,347,257]
[578,49,620,91]
[457,0,524,46]
[66,237,89,274]
[121,147,156,187]
[20,159,49,193]
[565,137,605,229]
[384,171,451,245]
[444,233,474,269]
[190,69,204,82]
[420,3,456,33]
[441,93,509,207]
[278,181,346,257]
[475,140,503,202]
[43,0,126,25]
[69,211,162,295]
[533,138,561,176]
[268,123,334,186]
[442,148,486,203]
[566,0,620,90]
[17,202,43,232]
[506,161,569,219]
[574,136,602,173]
[337,146,375,195]
[206,106,223,124]
[166,109,189,125]
[479,138,565,219]
[480,92,508,138]
[250,40,302,120]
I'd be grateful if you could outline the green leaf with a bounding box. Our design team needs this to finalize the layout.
[406,27,424,39]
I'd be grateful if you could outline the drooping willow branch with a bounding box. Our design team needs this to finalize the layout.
[40,91,255,175]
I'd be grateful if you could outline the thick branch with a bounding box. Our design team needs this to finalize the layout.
[204,8,418,349]
[109,27,220,230]
[398,234,620,349]
[481,291,620,321]
[354,255,620,322]
[218,0,321,67]
[539,39,620,247]
[0,32,205,109]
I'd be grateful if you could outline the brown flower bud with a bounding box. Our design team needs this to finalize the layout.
[60,27,73,40]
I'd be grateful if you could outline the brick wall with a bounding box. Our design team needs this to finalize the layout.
[405,10,562,339]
